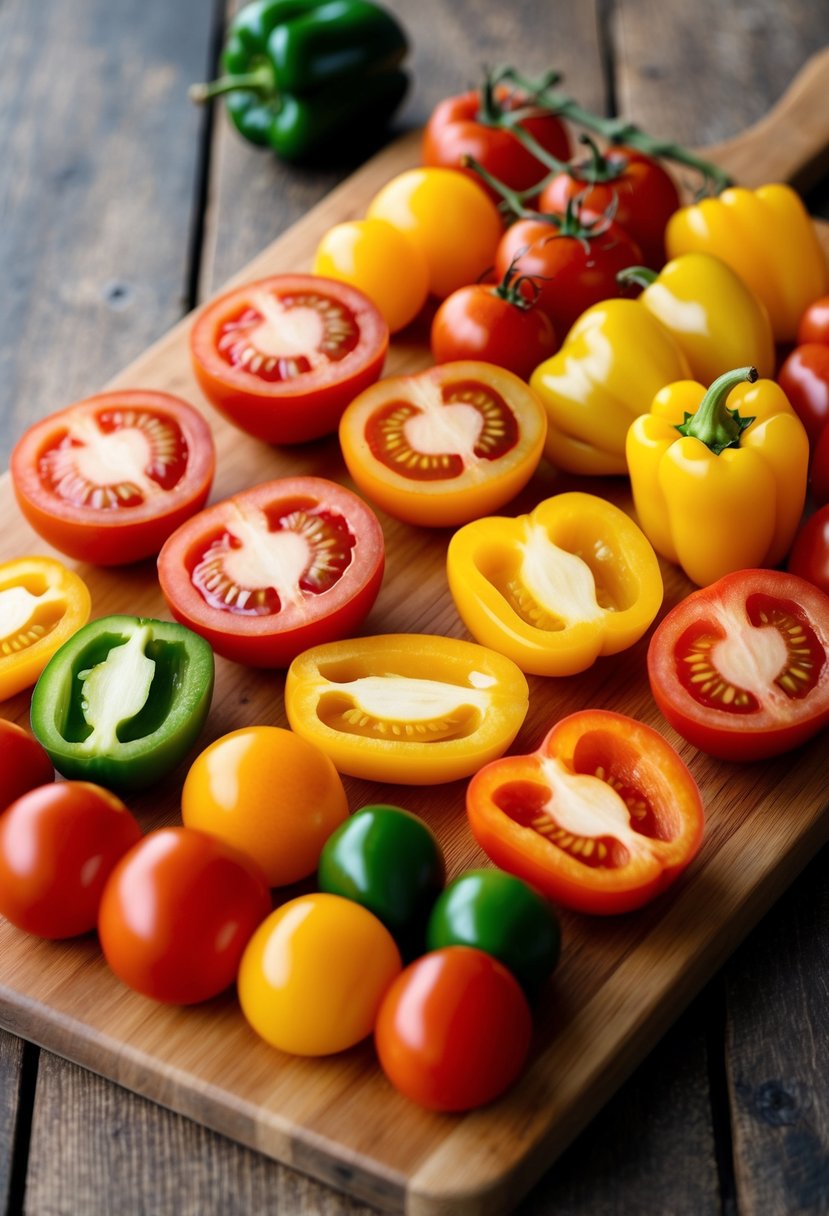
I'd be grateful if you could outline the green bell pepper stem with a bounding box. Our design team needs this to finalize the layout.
[675,366,758,455]
[30,616,215,793]
[617,265,658,290]
[189,65,276,104]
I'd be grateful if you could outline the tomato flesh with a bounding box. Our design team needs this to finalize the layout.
[217,290,360,382]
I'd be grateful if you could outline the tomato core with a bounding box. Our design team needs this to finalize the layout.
[216,289,360,383]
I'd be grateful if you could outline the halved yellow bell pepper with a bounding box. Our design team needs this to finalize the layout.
[529,300,690,476]
[446,492,663,676]
[619,252,775,385]
[665,184,828,343]
[0,556,91,700]
[626,367,809,587]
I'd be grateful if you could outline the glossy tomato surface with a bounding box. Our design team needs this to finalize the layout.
[430,283,557,380]
[0,782,141,938]
[238,893,401,1055]
[190,274,388,444]
[312,219,429,333]
[797,295,829,346]
[777,344,829,447]
[98,826,271,1004]
[338,362,547,527]
[0,719,53,810]
[181,726,348,887]
[375,946,532,1111]
[789,507,829,595]
[10,391,215,566]
[157,476,384,667]
[648,569,829,761]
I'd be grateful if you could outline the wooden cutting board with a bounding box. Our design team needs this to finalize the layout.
[2,47,829,1216]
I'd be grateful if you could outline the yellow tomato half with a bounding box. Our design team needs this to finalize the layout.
[181,726,348,887]
[238,893,402,1055]
[312,219,429,333]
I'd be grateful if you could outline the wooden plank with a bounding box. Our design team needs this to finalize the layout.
[0,1031,24,1213]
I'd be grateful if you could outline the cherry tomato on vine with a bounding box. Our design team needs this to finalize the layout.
[190,274,388,444]
[0,781,141,939]
[366,168,503,299]
[0,719,53,811]
[157,476,384,667]
[375,946,532,1111]
[10,391,215,566]
[797,295,829,346]
[648,569,829,761]
[312,219,429,333]
[788,506,829,597]
[98,826,271,1004]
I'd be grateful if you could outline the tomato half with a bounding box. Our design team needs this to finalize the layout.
[0,557,91,700]
[98,826,271,1004]
[157,476,384,667]
[10,391,215,566]
[375,946,532,1111]
[190,274,388,444]
[648,569,829,761]
[467,710,704,915]
[0,782,141,938]
[338,362,547,527]
[0,719,53,810]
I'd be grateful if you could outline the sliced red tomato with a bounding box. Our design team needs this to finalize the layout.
[190,274,388,444]
[338,362,547,527]
[157,476,384,667]
[10,391,215,566]
[648,569,829,761]
[467,710,704,915]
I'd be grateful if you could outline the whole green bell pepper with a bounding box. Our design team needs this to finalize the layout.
[191,0,409,162]
[30,616,214,793]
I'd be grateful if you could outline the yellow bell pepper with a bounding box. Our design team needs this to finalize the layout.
[0,556,91,700]
[446,492,663,676]
[665,184,828,344]
[529,300,690,476]
[619,253,775,384]
[626,367,809,587]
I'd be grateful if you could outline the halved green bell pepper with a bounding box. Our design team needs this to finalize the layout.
[191,0,409,162]
[30,616,214,793]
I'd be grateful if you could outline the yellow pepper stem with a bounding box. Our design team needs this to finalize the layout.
[675,365,758,455]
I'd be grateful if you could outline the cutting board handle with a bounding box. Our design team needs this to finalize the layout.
[700,44,829,190]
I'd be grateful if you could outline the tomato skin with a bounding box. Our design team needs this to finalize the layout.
[648,569,829,762]
[238,893,402,1056]
[375,946,532,1111]
[788,507,829,595]
[190,274,388,444]
[430,285,557,379]
[0,720,53,810]
[798,295,829,346]
[0,782,141,938]
[157,476,385,668]
[312,219,429,333]
[10,391,215,566]
[777,344,829,448]
[181,726,349,888]
[98,826,271,1004]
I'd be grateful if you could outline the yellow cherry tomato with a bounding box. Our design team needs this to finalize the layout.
[312,218,429,333]
[366,168,503,299]
[181,726,348,887]
[238,893,402,1055]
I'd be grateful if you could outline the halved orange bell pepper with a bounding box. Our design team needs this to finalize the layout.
[626,367,809,586]
[446,492,663,676]
[0,556,91,700]
[284,633,528,784]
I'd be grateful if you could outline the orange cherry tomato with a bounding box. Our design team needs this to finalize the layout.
[431,275,557,380]
[375,946,532,1111]
[238,893,402,1055]
[0,719,54,809]
[312,219,429,333]
[181,726,349,887]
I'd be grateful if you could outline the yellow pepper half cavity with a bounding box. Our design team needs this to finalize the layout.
[665,184,828,343]
[447,492,663,676]
[618,253,775,384]
[529,300,690,476]
[626,367,809,587]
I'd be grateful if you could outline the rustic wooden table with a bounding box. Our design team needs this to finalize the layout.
[2,1,829,1213]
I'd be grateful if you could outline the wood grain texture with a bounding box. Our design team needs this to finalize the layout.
[0,126,828,1215]
[0,1031,24,1213]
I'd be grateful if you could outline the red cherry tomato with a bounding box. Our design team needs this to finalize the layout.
[157,476,384,667]
[0,782,141,938]
[539,144,680,268]
[788,506,829,596]
[10,391,215,566]
[190,274,388,444]
[430,275,557,379]
[0,719,53,809]
[798,295,829,346]
[648,569,829,761]
[422,85,571,198]
[98,826,271,1004]
[777,344,829,447]
[375,946,532,1111]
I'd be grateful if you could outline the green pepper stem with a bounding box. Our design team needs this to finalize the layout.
[617,265,658,289]
[189,64,276,104]
[675,366,758,454]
